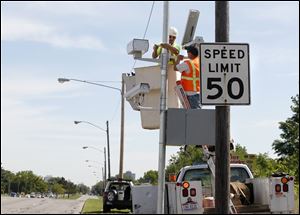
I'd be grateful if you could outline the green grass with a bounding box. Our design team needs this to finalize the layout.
[110,209,131,213]
[295,184,299,214]
[58,193,81,200]
[81,197,131,214]
[81,197,102,214]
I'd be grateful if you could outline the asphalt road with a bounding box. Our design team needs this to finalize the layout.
[1,195,90,214]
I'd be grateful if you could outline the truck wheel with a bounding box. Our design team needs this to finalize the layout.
[107,190,117,202]
[103,205,110,213]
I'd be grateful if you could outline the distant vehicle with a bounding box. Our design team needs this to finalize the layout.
[10,192,17,197]
[25,194,30,198]
[48,193,55,198]
[103,179,133,213]
[36,193,42,198]
[30,192,36,198]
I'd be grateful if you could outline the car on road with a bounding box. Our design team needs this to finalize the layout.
[10,192,17,197]
[103,179,133,213]
[30,192,36,198]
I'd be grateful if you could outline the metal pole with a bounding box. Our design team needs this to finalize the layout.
[119,74,125,179]
[215,2,230,214]
[102,166,104,193]
[157,1,169,214]
[104,147,107,187]
[106,120,111,179]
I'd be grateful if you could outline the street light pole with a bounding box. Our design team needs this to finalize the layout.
[85,149,106,184]
[106,120,111,179]
[119,74,125,179]
[58,77,124,181]
[75,121,111,179]
[86,158,106,188]
[104,147,107,184]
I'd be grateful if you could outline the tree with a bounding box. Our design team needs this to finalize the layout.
[77,183,90,194]
[65,180,78,198]
[1,166,15,194]
[231,143,248,161]
[137,170,158,185]
[165,146,205,181]
[251,153,276,177]
[91,181,104,195]
[272,94,299,181]
[52,183,65,196]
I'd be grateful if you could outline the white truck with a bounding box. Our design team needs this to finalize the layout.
[132,163,295,214]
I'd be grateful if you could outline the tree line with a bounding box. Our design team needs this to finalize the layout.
[1,168,90,197]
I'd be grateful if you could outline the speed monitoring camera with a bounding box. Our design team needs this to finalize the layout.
[124,83,150,100]
[127,39,149,59]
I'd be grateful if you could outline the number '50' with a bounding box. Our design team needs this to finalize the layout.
[207,78,244,100]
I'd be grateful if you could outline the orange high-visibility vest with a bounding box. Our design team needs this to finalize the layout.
[181,57,200,92]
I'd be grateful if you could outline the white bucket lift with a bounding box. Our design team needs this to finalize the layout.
[125,9,201,130]
[124,65,181,129]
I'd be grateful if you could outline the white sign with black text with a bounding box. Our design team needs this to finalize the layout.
[199,43,250,105]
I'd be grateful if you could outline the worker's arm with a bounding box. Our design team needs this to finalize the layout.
[160,43,179,56]
[173,55,184,71]
[152,44,159,59]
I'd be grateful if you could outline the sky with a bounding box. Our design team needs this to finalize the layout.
[1,1,299,188]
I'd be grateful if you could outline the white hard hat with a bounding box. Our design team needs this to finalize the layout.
[169,27,178,37]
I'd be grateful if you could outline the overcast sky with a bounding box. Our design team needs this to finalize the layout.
[1,1,299,187]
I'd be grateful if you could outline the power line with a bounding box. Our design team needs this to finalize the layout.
[130,1,155,73]
[143,1,155,39]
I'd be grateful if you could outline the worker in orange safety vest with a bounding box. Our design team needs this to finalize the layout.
[174,45,201,109]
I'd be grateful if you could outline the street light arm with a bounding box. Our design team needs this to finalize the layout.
[75,121,107,133]
[58,78,121,93]
[85,159,102,164]
[83,146,104,153]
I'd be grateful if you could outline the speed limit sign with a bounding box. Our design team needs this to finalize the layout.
[199,43,250,105]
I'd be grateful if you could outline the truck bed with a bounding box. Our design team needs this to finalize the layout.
[204,204,270,214]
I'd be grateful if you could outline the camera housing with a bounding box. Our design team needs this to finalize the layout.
[127,39,149,59]
[124,83,150,100]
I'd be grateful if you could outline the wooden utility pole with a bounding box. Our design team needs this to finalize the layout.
[215,1,230,214]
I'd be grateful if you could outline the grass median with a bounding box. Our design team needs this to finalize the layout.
[81,197,102,214]
[81,197,130,214]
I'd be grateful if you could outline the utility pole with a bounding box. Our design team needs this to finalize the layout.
[106,120,111,179]
[157,1,169,214]
[104,147,107,186]
[119,74,125,179]
[102,167,104,191]
[215,1,230,214]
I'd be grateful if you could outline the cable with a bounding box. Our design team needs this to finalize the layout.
[143,1,155,39]
[130,1,155,73]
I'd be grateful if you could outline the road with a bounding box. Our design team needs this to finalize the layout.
[1,195,91,214]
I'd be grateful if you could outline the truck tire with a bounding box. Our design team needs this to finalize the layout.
[107,190,117,202]
[103,204,110,213]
